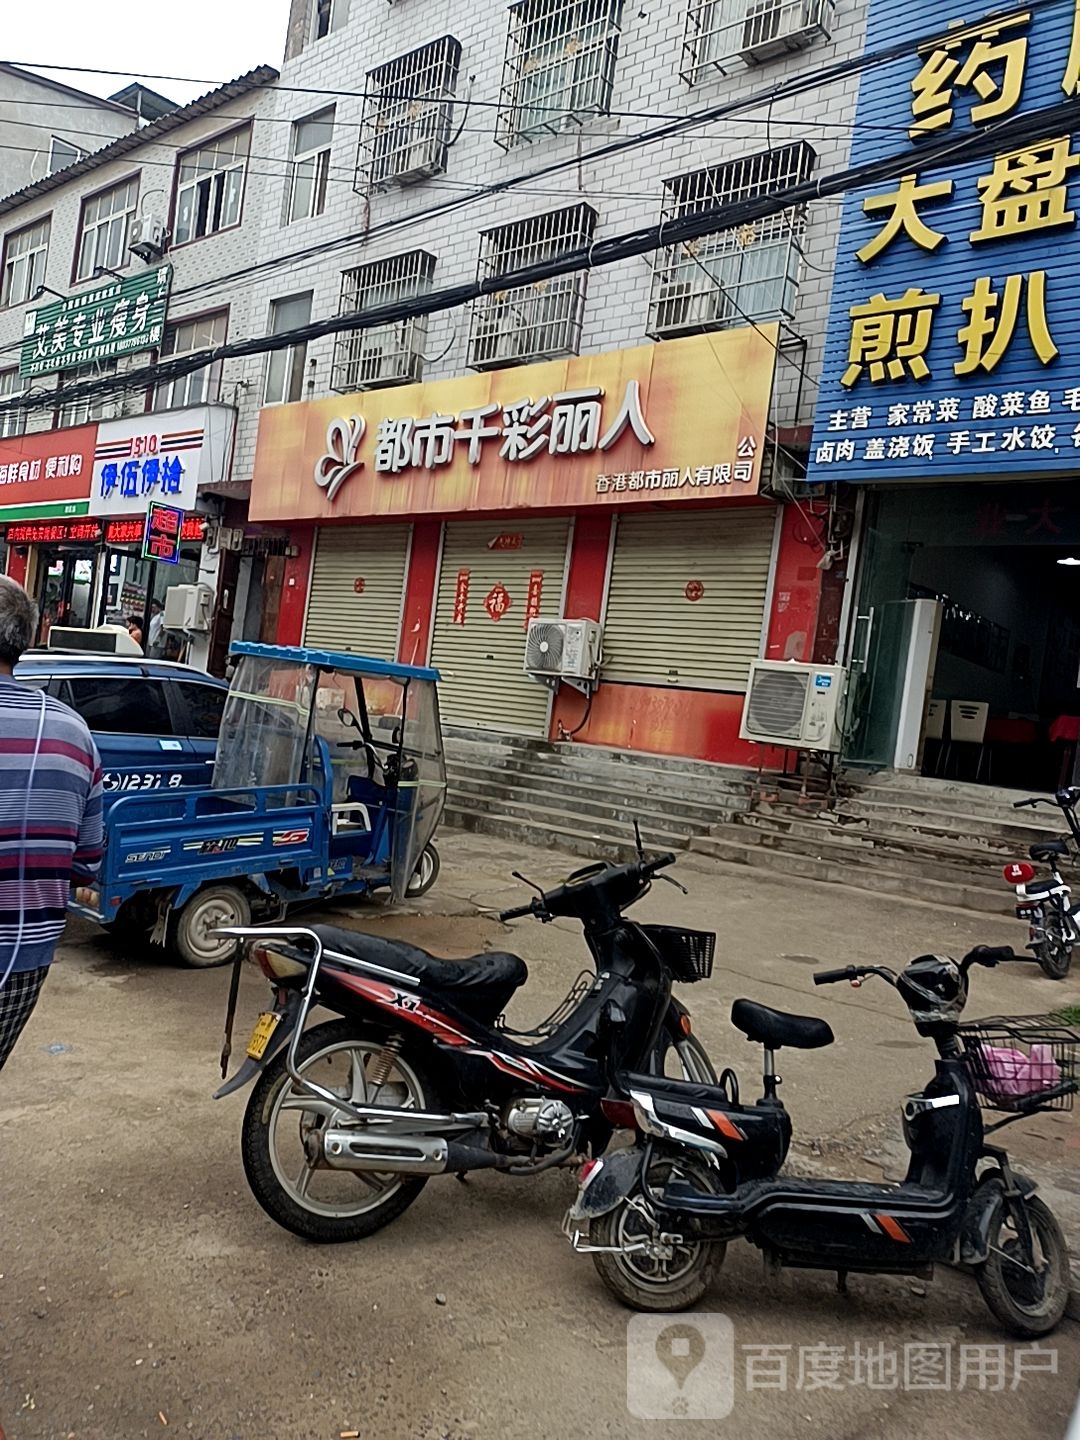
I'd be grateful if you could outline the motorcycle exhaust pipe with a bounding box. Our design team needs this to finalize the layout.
[321,1128,500,1175]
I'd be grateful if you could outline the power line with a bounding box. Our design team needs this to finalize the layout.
[6,88,1078,418]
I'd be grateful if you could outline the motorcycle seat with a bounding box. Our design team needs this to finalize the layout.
[1020,878,1064,898]
[1029,839,1068,863]
[731,998,834,1051]
[312,924,528,1024]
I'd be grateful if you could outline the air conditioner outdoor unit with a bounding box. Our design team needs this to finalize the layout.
[654,280,726,334]
[740,0,820,60]
[397,132,445,183]
[163,582,213,632]
[129,216,167,261]
[739,660,847,752]
[524,618,602,694]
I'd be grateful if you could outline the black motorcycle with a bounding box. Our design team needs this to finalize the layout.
[567,945,1075,1336]
[213,851,786,1243]
[1004,786,1080,979]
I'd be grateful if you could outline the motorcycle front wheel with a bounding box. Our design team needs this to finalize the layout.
[1033,905,1073,980]
[241,1020,436,1243]
[976,1193,1070,1336]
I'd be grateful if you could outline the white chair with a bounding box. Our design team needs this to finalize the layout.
[946,700,989,782]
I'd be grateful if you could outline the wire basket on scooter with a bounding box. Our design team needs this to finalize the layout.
[640,925,716,983]
[957,1015,1080,1113]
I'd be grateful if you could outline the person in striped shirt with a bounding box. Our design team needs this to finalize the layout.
[0,576,103,1070]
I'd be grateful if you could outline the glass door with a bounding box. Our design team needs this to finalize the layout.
[843,601,915,768]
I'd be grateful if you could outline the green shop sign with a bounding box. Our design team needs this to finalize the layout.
[20,263,172,379]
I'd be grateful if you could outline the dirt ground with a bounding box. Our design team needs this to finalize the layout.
[1,834,1078,1439]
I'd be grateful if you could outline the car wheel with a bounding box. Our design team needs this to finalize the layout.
[170,884,250,968]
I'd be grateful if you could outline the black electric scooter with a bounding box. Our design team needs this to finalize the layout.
[1004,786,1080,979]
[566,945,1075,1336]
[214,847,790,1244]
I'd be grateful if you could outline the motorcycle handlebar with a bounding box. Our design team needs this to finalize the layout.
[642,852,677,876]
[814,966,859,985]
[498,851,676,924]
[499,899,544,923]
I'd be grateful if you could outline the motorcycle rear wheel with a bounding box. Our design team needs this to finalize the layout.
[241,1021,435,1243]
[1033,907,1072,979]
[589,1154,725,1311]
[976,1193,1070,1336]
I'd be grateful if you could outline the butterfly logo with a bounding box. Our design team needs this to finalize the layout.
[314,415,366,503]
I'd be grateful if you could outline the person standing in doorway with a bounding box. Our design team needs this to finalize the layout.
[0,576,103,1071]
[147,598,165,657]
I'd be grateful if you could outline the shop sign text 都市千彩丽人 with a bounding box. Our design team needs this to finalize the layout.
[247,332,778,522]
[807,0,1080,481]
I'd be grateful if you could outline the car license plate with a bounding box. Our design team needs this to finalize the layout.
[246,1011,282,1060]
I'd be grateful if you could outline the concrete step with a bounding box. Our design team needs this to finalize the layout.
[834,796,1058,851]
[847,773,1051,821]
[444,724,757,785]
[744,803,1042,863]
[444,800,689,861]
[718,818,1013,893]
[737,808,1022,871]
[446,788,694,851]
[689,832,1011,916]
[447,758,737,828]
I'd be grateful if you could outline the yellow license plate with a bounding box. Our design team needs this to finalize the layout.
[246,1012,282,1061]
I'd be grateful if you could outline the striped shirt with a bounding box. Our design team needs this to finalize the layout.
[0,676,103,976]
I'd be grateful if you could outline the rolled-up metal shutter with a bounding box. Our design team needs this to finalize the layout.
[602,507,777,689]
[430,518,570,733]
[303,524,411,659]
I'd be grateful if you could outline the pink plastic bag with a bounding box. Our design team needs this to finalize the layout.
[978,1043,1061,1100]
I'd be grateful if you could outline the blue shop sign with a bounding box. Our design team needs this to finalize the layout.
[808,0,1080,481]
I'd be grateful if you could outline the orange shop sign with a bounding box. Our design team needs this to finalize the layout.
[249,330,777,524]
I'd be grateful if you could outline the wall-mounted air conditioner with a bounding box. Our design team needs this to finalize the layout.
[129,216,167,262]
[524,618,602,694]
[739,659,847,751]
[740,0,822,61]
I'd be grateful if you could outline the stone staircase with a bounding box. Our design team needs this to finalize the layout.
[692,770,1056,914]
[442,726,754,860]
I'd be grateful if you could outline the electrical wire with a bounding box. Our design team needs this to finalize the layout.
[6,84,1077,419]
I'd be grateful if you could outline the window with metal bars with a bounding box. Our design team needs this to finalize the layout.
[358,37,462,194]
[497,0,622,148]
[332,252,436,391]
[681,0,834,81]
[468,203,596,370]
[648,143,814,339]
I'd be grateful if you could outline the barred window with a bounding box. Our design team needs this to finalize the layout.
[0,368,27,439]
[359,37,461,193]
[681,0,834,81]
[648,144,814,338]
[333,252,436,391]
[468,203,596,370]
[497,0,622,148]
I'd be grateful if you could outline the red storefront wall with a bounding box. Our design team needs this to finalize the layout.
[277,503,824,769]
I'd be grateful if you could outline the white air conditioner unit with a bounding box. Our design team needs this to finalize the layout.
[739,660,847,752]
[524,618,602,694]
[129,216,167,262]
[163,582,213,632]
[396,132,445,183]
[740,0,821,60]
[654,280,727,334]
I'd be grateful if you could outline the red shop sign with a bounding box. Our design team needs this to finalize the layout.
[523,570,544,630]
[452,568,470,626]
[484,583,511,622]
[488,532,524,551]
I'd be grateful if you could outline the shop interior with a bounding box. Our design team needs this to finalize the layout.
[850,485,1080,792]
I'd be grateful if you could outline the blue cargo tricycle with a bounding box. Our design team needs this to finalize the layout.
[69,643,446,967]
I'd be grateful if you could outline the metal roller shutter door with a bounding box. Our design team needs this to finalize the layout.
[303,524,411,659]
[602,507,776,690]
[431,518,570,733]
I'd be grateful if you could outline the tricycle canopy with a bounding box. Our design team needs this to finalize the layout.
[214,643,445,901]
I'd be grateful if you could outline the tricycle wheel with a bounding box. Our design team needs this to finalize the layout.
[406,843,440,899]
[170,884,250,968]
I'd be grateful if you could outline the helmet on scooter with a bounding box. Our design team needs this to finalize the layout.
[897,954,968,1034]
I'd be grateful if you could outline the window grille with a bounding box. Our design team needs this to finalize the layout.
[681,0,834,81]
[648,144,814,338]
[468,203,596,369]
[332,251,436,390]
[357,36,462,194]
[497,0,622,148]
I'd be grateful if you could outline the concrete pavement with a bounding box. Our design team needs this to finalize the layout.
[1,833,1077,1439]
